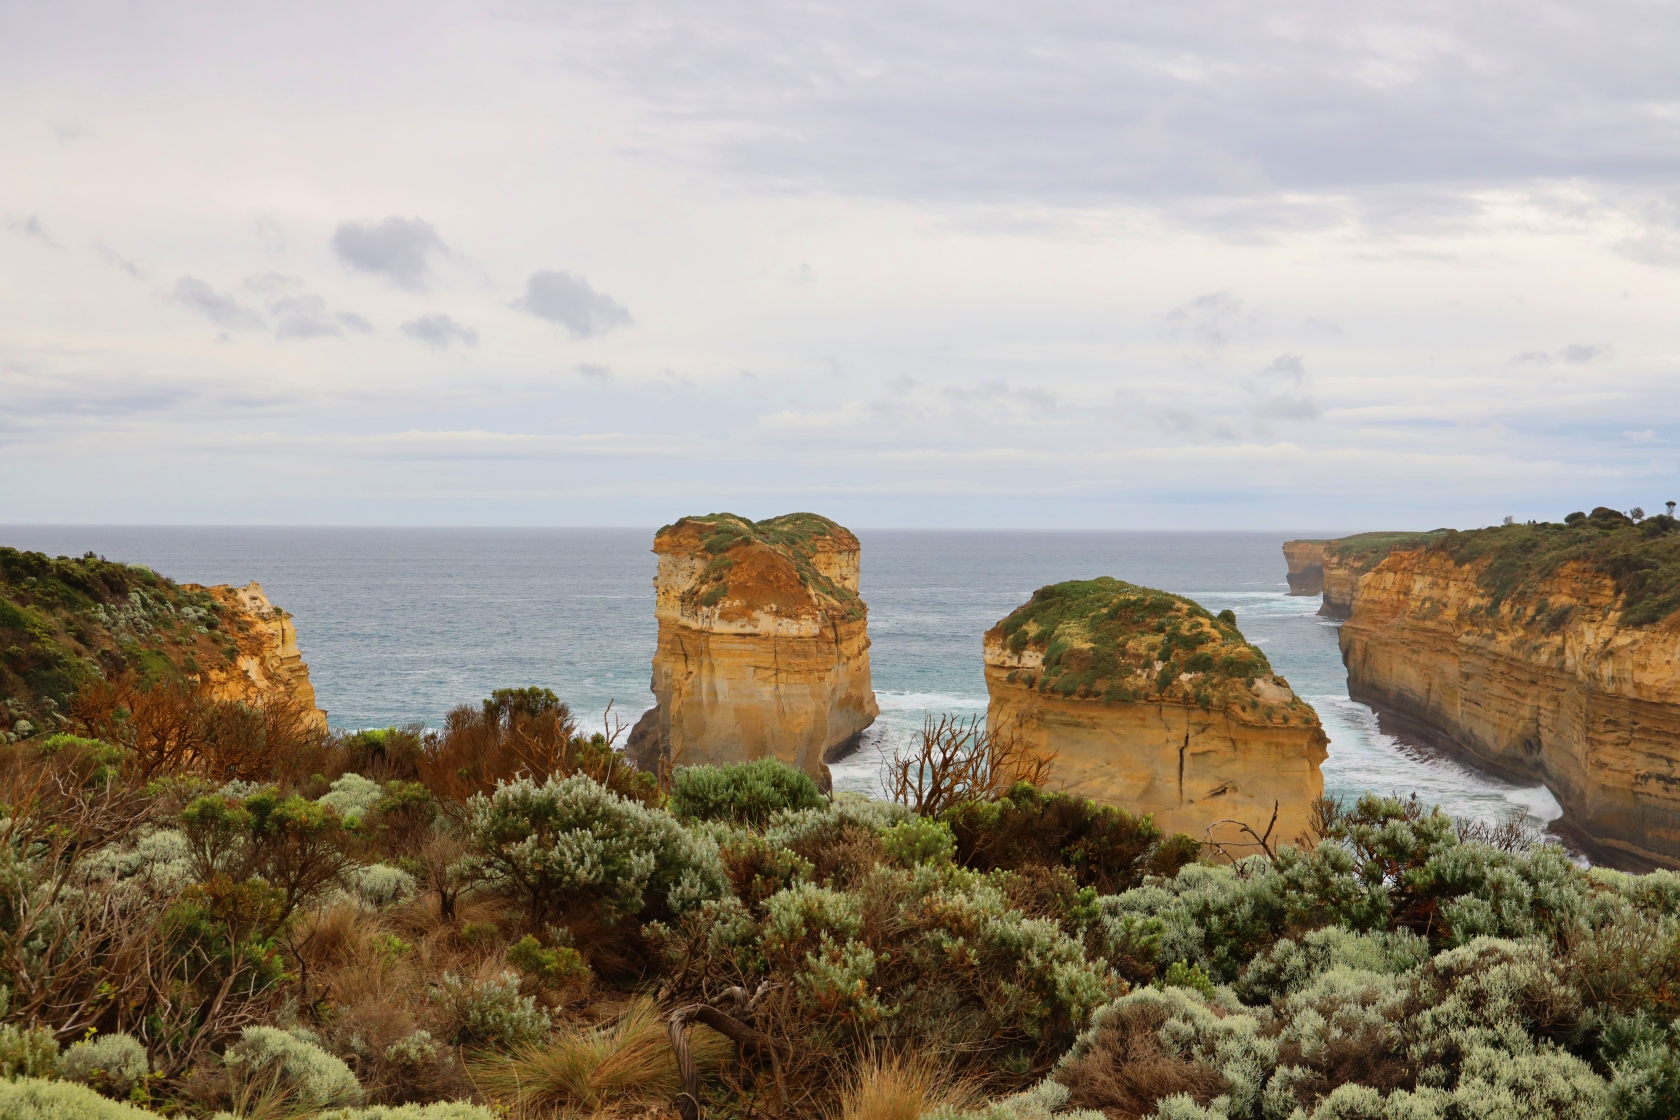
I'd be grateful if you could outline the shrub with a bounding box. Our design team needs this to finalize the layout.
[431,971,551,1047]
[223,1026,363,1110]
[0,1025,59,1081]
[353,863,418,907]
[57,1033,148,1099]
[946,782,1197,893]
[464,773,728,926]
[506,934,590,988]
[670,759,825,826]
[318,773,384,825]
[316,1106,500,1120]
[0,1078,158,1119]
[881,817,956,867]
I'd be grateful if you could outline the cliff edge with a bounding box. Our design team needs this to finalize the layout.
[1337,508,1680,867]
[984,578,1327,845]
[0,547,326,740]
[628,512,878,786]
[1283,532,1444,618]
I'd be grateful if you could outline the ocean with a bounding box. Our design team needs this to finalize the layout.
[0,526,1563,832]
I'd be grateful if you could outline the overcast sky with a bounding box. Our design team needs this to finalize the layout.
[5,0,1680,529]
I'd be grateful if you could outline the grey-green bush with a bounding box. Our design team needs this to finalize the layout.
[430,970,550,1047]
[0,1078,157,1120]
[0,1024,58,1081]
[57,1033,147,1099]
[464,773,728,925]
[669,759,825,826]
[223,1026,362,1110]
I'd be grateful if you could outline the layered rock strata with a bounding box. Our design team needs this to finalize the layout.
[1338,530,1680,868]
[984,578,1327,844]
[1283,541,1326,596]
[628,513,878,787]
[191,582,327,731]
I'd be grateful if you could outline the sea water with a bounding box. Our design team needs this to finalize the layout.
[0,526,1563,832]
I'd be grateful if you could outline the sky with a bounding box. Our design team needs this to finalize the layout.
[4,0,1680,530]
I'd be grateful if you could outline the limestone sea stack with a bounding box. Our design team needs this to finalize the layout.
[628,513,878,786]
[1282,540,1327,596]
[191,581,327,731]
[983,578,1327,844]
[1335,509,1680,868]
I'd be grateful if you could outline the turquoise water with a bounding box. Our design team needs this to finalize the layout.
[0,526,1561,831]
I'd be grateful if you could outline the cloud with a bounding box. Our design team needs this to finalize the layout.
[243,272,301,295]
[576,363,613,380]
[1258,354,1306,385]
[7,215,59,248]
[95,243,141,278]
[1165,291,1244,346]
[52,122,94,142]
[331,216,448,290]
[170,277,263,330]
[1510,343,1607,365]
[1627,429,1657,443]
[401,313,479,350]
[271,295,373,340]
[513,270,632,339]
[1252,394,1323,420]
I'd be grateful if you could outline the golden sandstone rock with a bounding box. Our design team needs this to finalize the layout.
[628,513,878,787]
[983,579,1327,846]
[1333,535,1680,868]
[1283,540,1326,596]
[188,581,327,731]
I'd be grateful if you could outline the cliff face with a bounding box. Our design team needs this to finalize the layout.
[1339,526,1680,868]
[984,579,1327,845]
[0,547,326,740]
[629,513,878,786]
[1283,541,1326,596]
[192,582,326,730]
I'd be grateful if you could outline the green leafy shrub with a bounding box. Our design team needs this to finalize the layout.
[0,1025,59,1081]
[0,1077,158,1119]
[669,759,825,826]
[945,782,1198,893]
[464,774,728,926]
[223,1026,362,1110]
[431,971,551,1047]
[506,934,590,987]
[57,1033,148,1099]
[353,863,418,907]
[318,773,385,825]
[881,816,956,867]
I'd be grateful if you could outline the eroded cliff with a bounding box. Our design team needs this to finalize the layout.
[0,547,326,740]
[628,513,878,786]
[1283,541,1326,596]
[984,578,1327,845]
[1338,512,1680,867]
[1284,532,1443,618]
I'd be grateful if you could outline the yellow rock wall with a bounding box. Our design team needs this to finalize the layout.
[189,582,327,731]
[633,516,878,786]
[1339,549,1680,867]
[984,637,1327,846]
[1283,541,1326,596]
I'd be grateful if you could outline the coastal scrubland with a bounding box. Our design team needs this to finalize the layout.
[3,547,1680,1120]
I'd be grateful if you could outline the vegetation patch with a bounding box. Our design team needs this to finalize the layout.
[660,512,867,620]
[989,578,1312,721]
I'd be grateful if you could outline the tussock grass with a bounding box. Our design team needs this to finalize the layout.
[833,1051,979,1120]
[472,997,725,1116]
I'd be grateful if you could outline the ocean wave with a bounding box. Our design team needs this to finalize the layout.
[873,690,990,712]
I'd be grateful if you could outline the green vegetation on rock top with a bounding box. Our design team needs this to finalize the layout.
[0,547,236,739]
[1430,508,1680,626]
[1324,530,1448,571]
[658,512,864,620]
[989,577,1304,717]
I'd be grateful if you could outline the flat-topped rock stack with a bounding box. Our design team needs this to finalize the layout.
[984,577,1327,845]
[628,512,878,788]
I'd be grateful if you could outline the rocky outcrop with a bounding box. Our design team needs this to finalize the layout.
[984,578,1327,845]
[1284,533,1442,619]
[191,582,327,731]
[1283,541,1326,596]
[1339,537,1680,868]
[629,513,878,787]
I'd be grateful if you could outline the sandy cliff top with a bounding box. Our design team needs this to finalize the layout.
[984,577,1316,726]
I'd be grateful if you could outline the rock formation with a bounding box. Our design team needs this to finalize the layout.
[628,513,878,787]
[1282,541,1326,596]
[984,578,1327,844]
[1336,513,1680,868]
[0,546,326,740]
[190,581,327,731]
[1283,533,1442,618]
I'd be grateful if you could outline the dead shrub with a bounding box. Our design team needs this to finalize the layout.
[1055,1000,1228,1119]
[884,715,1054,818]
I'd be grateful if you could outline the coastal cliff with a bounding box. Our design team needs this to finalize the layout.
[1283,540,1326,595]
[0,547,326,739]
[1283,532,1443,618]
[984,578,1327,845]
[628,512,878,786]
[1337,510,1680,867]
